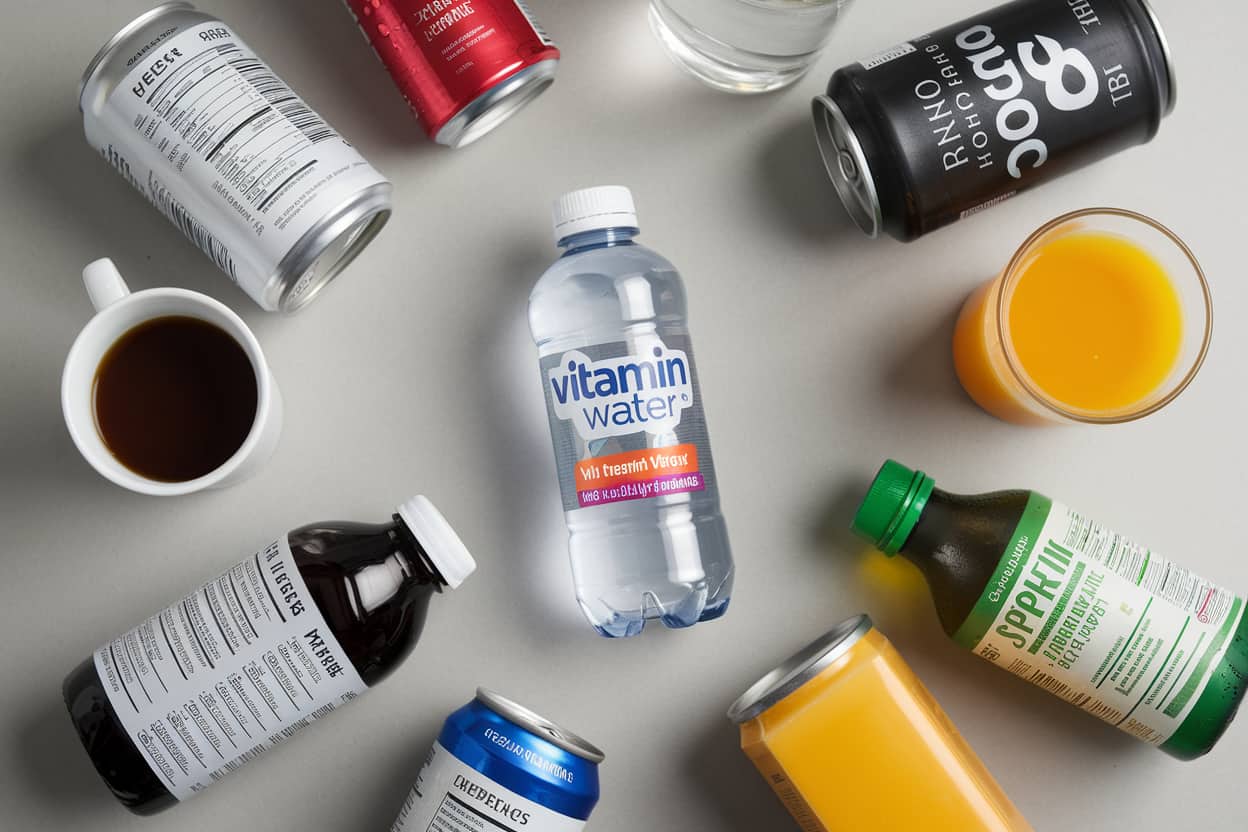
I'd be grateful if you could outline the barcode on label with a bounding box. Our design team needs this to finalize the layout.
[861,42,916,69]
[1120,718,1163,743]
[277,718,311,742]
[1063,510,1236,624]
[1008,657,1108,711]
[512,0,555,45]
[1086,700,1124,723]
[211,744,267,781]
[1020,665,1126,721]
[230,58,336,144]
[147,175,238,281]
[1027,669,1092,706]
[960,192,1015,219]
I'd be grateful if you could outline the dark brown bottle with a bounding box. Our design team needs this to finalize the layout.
[63,496,476,814]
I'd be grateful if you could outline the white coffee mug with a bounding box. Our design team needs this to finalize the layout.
[61,259,283,495]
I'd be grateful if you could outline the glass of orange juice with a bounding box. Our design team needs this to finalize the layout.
[954,208,1211,425]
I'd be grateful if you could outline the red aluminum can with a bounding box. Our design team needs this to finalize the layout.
[344,0,559,147]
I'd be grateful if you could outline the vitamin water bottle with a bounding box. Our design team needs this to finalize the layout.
[850,460,1248,759]
[528,186,734,637]
[63,497,476,814]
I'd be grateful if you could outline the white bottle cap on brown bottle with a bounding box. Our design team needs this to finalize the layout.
[397,497,477,589]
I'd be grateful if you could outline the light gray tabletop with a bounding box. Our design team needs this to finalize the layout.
[0,0,1242,829]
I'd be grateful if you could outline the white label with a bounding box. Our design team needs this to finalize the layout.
[966,499,1244,745]
[83,22,388,309]
[93,538,366,800]
[393,741,585,832]
[860,42,916,69]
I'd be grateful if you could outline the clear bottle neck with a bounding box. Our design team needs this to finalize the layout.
[558,226,640,256]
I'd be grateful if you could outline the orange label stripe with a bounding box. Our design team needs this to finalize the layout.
[574,444,700,492]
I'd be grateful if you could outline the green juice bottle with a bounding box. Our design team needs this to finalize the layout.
[850,459,1248,760]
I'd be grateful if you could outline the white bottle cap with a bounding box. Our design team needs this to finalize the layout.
[397,496,477,589]
[551,186,638,244]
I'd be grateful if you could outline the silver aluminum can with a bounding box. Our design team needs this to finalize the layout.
[80,2,392,312]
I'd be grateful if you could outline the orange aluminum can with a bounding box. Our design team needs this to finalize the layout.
[727,615,1031,832]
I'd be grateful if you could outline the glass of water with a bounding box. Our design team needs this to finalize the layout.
[649,0,853,94]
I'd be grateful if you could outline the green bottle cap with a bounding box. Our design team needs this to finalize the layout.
[851,460,936,555]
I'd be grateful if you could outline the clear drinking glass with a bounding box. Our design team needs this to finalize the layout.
[648,0,853,94]
[953,209,1212,426]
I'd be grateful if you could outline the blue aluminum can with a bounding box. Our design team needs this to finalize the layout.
[392,689,604,831]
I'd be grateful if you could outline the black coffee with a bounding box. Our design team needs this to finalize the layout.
[93,316,257,482]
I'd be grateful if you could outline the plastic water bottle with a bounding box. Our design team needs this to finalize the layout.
[528,186,734,637]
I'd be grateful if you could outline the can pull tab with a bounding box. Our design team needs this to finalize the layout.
[83,258,131,312]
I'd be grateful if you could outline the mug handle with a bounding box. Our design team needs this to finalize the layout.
[83,258,131,312]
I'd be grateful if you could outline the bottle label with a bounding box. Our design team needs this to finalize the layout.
[539,333,719,511]
[956,494,1245,744]
[92,538,366,800]
[392,741,585,832]
[84,21,388,308]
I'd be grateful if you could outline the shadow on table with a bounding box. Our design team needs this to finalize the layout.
[345,727,438,830]
[683,714,792,831]
[15,116,290,325]
[755,113,862,246]
[13,696,111,820]
[0,119,180,515]
[260,0,440,154]
[468,234,591,642]
[0,383,113,532]
[809,468,874,560]
[879,302,986,422]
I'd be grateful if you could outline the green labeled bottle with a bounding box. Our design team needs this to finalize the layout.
[851,460,1248,760]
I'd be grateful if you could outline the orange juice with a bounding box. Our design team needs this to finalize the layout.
[954,227,1187,424]
[728,617,1030,832]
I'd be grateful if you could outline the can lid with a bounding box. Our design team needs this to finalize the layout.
[79,2,197,111]
[727,615,874,724]
[275,194,392,313]
[476,689,606,763]
[811,95,882,238]
[552,186,638,244]
[435,59,559,148]
[397,497,477,589]
[1136,0,1177,116]
[850,460,935,556]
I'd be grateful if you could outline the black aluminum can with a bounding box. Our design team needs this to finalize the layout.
[813,0,1175,241]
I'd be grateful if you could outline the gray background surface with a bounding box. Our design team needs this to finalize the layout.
[0,0,1242,829]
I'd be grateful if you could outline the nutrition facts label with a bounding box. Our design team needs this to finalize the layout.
[393,742,584,832]
[84,22,387,306]
[92,538,366,801]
